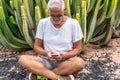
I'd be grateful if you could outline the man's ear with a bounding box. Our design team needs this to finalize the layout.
[64,8,66,12]
[64,8,66,14]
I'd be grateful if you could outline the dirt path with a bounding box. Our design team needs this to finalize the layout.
[0,38,120,80]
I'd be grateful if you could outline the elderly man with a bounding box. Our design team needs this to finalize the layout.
[19,0,85,80]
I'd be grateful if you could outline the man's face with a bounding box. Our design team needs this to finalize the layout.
[49,8,64,25]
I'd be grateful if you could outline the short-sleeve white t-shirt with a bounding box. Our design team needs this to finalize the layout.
[35,17,83,55]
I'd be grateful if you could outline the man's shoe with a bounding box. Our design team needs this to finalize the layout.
[59,75,75,80]
[37,75,48,80]
[69,75,75,80]
[28,72,48,80]
[28,73,74,80]
[28,72,37,80]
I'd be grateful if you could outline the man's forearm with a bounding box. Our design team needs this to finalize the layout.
[34,46,48,56]
[62,48,82,59]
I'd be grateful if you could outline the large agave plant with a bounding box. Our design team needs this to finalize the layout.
[0,0,120,51]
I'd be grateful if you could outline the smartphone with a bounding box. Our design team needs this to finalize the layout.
[51,54,59,57]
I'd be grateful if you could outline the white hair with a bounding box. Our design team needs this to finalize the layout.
[47,0,65,10]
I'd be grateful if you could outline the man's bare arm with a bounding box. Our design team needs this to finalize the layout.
[62,40,82,59]
[34,38,48,56]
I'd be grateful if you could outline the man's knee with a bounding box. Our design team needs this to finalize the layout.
[76,58,85,69]
[19,55,45,69]
[70,57,85,69]
[18,55,35,68]
[18,55,28,67]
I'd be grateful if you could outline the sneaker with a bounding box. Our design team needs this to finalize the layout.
[59,75,75,80]
[28,72,37,80]
[37,75,48,80]
[28,72,48,80]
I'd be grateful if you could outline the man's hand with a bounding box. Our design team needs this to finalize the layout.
[51,53,63,62]
[47,51,63,62]
[47,51,57,62]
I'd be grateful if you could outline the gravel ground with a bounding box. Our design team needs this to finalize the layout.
[75,38,120,80]
[0,38,120,80]
[0,47,27,80]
